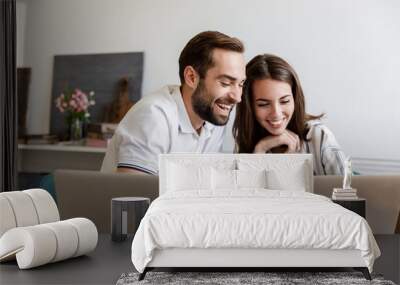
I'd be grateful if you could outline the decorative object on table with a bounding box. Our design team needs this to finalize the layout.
[111,197,150,242]
[332,157,358,200]
[23,134,59,145]
[103,77,135,123]
[343,157,352,189]
[332,187,358,200]
[85,122,118,147]
[0,189,98,269]
[50,52,144,140]
[84,138,108,148]
[332,198,366,218]
[55,88,95,141]
[17,68,31,139]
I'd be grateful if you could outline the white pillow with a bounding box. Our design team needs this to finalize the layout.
[266,163,307,191]
[211,168,267,190]
[211,168,236,190]
[237,158,310,192]
[236,169,267,189]
[167,163,212,191]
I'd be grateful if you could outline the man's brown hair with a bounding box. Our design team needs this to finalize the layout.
[178,31,244,84]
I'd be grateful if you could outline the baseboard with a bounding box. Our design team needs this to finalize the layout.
[352,157,400,175]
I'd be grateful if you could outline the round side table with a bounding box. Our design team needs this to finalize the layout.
[111,197,150,242]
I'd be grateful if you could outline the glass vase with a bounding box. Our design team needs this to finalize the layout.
[69,118,83,141]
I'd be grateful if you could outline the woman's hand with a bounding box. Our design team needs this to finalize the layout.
[281,130,301,153]
[253,130,300,153]
[253,135,283,153]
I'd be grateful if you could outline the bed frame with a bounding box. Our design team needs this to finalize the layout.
[139,248,371,280]
[138,154,372,281]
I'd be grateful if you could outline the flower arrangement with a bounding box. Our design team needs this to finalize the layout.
[55,88,95,140]
[55,88,95,123]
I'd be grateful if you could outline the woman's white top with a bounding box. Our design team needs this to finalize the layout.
[302,120,346,175]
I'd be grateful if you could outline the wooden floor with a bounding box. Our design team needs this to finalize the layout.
[0,234,133,285]
[0,234,398,284]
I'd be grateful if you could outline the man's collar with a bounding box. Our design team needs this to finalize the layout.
[203,121,215,133]
[171,86,196,134]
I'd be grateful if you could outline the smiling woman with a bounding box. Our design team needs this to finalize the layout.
[233,54,346,175]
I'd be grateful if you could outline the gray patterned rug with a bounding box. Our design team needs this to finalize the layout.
[116,271,396,285]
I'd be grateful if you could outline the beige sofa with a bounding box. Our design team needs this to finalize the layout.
[54,170,400,234]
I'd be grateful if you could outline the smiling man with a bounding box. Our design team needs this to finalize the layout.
[101,31,246,174]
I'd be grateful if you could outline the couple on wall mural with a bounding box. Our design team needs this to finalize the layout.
[101,31,346,176]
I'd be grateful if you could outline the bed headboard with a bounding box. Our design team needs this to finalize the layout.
[159,153,313,195]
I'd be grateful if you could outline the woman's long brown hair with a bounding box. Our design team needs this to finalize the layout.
[233,54,323,153]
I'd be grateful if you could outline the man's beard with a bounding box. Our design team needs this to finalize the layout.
[191,80,232,126]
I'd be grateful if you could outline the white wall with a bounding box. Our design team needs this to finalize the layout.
[18,0,400,161]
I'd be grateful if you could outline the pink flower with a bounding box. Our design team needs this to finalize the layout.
[56,88,96,122]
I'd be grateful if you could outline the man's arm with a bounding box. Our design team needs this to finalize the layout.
[113,99,170,176]
[116,167,149,175]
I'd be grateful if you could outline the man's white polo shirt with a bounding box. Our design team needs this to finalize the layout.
[100,85,226,174]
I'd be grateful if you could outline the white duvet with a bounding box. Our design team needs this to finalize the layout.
[131,190,380,273]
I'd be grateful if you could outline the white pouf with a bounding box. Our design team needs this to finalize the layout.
[24,188,60,224]
[0,196,17,237]
[0,189,60,237]
[0,189,98,269]
[0,218,98,269]
[1,191,40,228]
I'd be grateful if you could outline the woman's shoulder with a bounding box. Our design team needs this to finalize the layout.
[305,119,325,128]
[305,120,335,140]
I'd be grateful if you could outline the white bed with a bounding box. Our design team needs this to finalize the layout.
[131,154,380,280]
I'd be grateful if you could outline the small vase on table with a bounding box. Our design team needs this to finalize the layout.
[69,118,83,141]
